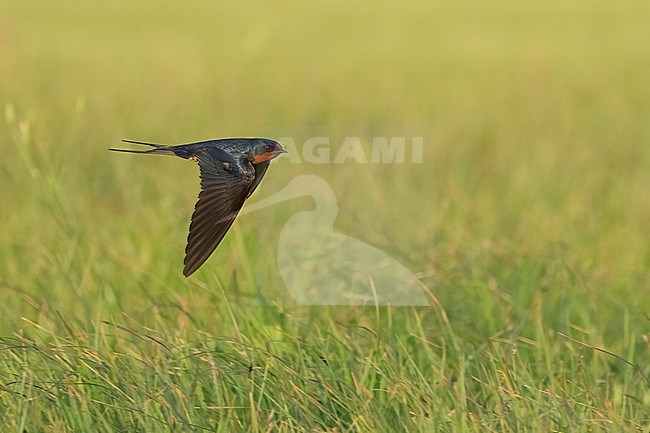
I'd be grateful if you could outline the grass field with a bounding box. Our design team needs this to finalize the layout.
[1,1,649,431]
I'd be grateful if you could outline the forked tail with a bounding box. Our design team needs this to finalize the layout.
[109,139,176,156]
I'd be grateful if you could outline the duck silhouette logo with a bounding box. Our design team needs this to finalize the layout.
[242,175,430,306]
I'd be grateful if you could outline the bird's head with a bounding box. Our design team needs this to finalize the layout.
[251,139,287,164]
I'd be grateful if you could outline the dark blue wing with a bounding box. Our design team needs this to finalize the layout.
[183,148,255,276]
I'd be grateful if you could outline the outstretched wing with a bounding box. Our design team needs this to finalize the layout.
[183,149,255,277]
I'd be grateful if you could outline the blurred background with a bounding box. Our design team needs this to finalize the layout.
[0,0,648,430]
[1,0,647,325]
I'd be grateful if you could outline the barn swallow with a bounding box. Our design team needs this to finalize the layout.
[109,138,286,276]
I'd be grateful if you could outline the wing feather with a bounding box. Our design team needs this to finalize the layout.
[183,149,255,276]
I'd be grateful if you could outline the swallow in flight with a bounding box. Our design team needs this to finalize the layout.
[110,137,286,276]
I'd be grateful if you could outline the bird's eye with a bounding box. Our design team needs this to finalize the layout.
[266,144,275,151]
